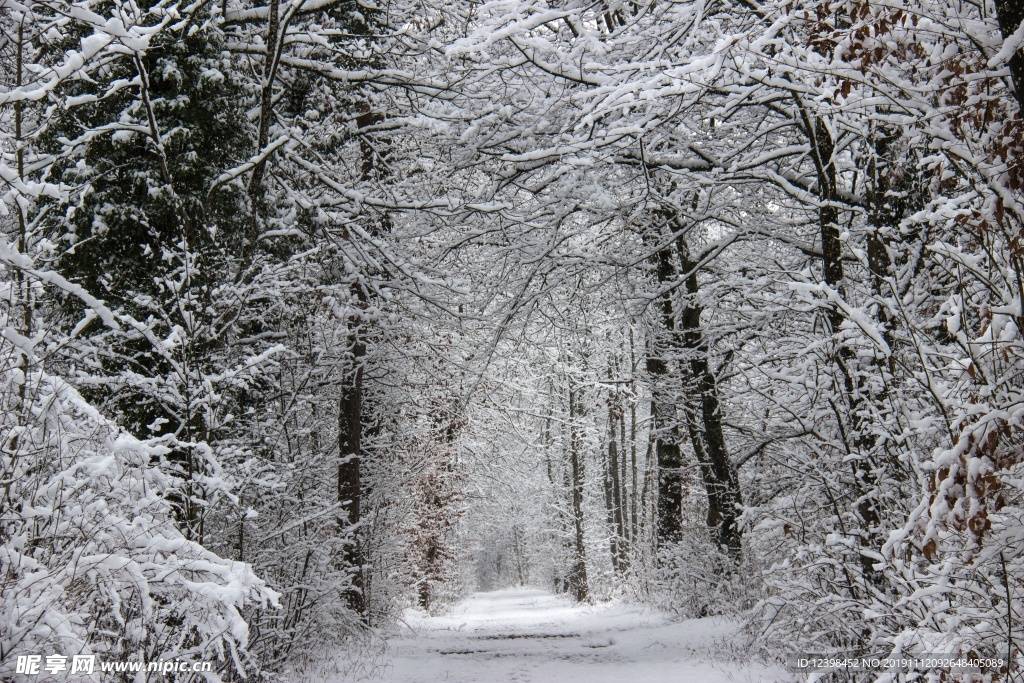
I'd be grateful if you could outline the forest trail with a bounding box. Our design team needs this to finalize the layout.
[338,588,785,682]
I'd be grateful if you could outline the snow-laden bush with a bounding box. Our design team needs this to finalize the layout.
[747,151,1024,681]
[0,362,279,680]
[650,534,758,618]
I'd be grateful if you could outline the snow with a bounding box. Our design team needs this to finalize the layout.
[334,588,787,682]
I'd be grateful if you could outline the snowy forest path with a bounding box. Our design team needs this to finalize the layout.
[338,588,785,682]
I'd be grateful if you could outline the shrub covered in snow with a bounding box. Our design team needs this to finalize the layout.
[0,362,279,680]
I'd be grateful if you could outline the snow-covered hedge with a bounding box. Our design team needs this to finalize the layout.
[0,366,279,680]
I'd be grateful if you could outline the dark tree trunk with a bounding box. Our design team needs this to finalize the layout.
[649,222,743,558]
[649,244,685,547]
[605,399,628,572]
[544,399,573,595]
[653,417,685,547]
[617,403,630,565]
[338,311,366,618]
[603,411,620,572]
[336,95,388,621]
[866,130,897,344]
[640,436,657,556]
[417,411,461,611]
[629,330,640,543]
[995,0,1024,108]
[675,236,743,558]
[418,545,436,609]
[807,114,883,585]
[512,524,528,585]
[559,443,575,595]
[243,0,280,265]
[567,379,590,602]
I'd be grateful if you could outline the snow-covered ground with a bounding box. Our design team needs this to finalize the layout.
[334,588,788,682]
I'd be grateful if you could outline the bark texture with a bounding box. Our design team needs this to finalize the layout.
[649,212,744,557]
[567,379,590,602]
[995,0,1024,108]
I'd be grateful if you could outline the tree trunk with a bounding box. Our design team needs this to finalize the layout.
[617,401,630,566]
[418,545,436,609]
[512,524,528,585]
[866,128,898,365]
[675,235,743,558]
[647,209,744,558]
[650,244,685,548]
[994,0,1024,108]
[567,378,590,602]
[336,90,388,621]
[605,398,628,572]
[629,329,640,544]
[603,409,620,572]
[244,0,280,266]
[338,311,366,618]
[808,114,882,586]
[544,398,573,595]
